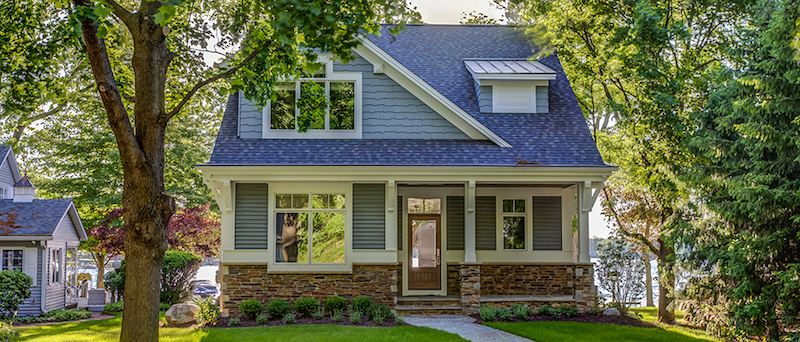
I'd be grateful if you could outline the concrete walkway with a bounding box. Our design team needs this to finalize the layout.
[402,315,533,342]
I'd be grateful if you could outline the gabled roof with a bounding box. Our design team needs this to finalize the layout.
[0,199,86,240]
[14,175,34,187]
[205,25,608,168]
[0,145,22,182]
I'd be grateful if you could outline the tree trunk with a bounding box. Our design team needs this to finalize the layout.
[656,239,676,324]
[76,3,175,341]
[644,249,654,307]
[95,253,105,288]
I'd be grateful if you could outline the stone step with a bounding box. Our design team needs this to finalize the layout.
[397,296,461,308]
[395,305,463,315]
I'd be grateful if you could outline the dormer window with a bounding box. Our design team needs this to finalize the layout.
[464,59,555,114]
[264,57,362,139]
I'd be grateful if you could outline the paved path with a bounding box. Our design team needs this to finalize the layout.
[402,315,533,342]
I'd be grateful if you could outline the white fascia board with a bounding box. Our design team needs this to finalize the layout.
[67,203,88,241]
[1,235,53,241]
[475,73,557,81]
[197,165,617,183]
[2,149,22,182]
[354,36,512,148]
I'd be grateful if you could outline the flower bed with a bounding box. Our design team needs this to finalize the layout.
[214,315,404,328]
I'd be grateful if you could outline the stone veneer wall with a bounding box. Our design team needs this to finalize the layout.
[447,264,459,296]
[478,263,596,311]
[221,263,399,318]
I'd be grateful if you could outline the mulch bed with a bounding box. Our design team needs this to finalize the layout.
[211,316,405,328]
[469,313,656,329]
[15,312,115,326]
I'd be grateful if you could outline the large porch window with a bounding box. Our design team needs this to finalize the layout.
[275,193,346,264]
[502,199,526,250]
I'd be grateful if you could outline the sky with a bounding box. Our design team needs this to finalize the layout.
[412,0,615,239]
[410,0,506,24]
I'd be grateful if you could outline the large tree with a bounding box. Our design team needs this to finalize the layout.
[682,0,800,339]
[34,0,395,340]
[497,0,750,323]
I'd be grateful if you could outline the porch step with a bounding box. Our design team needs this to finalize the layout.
[395,305,462,315]
[396,296,462,315]
[480,295,576,303]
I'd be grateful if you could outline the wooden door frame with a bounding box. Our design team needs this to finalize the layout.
[407,213,441,290]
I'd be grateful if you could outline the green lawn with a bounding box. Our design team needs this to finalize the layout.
[485,321,715,342]
[630,307,717,341]
[18,315,466,342]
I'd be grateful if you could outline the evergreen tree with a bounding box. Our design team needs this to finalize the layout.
[682,0,800,339]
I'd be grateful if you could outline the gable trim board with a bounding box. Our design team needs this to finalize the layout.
[354,36,512,148]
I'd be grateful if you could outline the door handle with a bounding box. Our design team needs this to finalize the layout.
[436,248,441,266]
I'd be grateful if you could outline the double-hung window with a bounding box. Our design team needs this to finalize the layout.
[274,193,346,264]
[501,199,526,250]
[1,250,22,272]
[265,57,362,139]
[50,249,61,284]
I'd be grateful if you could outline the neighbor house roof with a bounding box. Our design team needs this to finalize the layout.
[0,199,85,240]
[206,25,608,168]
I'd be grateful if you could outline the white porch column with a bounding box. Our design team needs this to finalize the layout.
[464,181,477,262]
[385,180,398,250]
[578,181,592,263]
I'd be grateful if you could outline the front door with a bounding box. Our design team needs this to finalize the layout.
[407,214,441,290]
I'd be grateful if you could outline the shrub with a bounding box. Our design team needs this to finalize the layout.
[373,312,387,325]
[195,298,219,328]
[293,298,319,317]
[311,307,324,320]
[282,313,296,324]
[536,305,560,318]
[160,251,202,305]
[558,305,579,317]
[349,311,362,325]
[0,321,19,342]
[479,305,498,322]
[102,301,124,315]
[511,304,531,319]
[331,309,344,323]
[0,271,32,318]
[323,296,346,314]
[104,268,125,301]
[239,300,264,321]
[10,316,39,325]
[351,296,373,314]
[265,299,290,318]
[227,317,240,326]
[256,314,270,324]
[497,308,512,321]
[394,316,403,325]
[365,302,393,320]
[41,309,92,322]
[159,303,172,312]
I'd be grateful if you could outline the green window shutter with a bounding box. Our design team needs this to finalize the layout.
[353,183,386,249]
[476,196,496,250]
[447,196,465,250]
[234,183,268,249]
[533,196,562,250]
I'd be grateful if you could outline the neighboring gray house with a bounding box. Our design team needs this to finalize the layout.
[0,146,87,316]
[198,25,615,317]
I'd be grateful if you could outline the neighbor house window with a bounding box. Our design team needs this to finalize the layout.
[1,250,22,272]
[50,249,61,283]
[275,193,346,264]
[502,199,526,250]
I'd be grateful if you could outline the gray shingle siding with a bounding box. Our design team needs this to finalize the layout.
[446,196,465,250]
[536,86,549,113]
[238,92,262,139]
[234,183,269,249]
[533,196,562,250]
[352,183,386,249]
[479,86,492,113]
[476,196,496,250]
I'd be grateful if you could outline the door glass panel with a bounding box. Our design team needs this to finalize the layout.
[411,219,437,268]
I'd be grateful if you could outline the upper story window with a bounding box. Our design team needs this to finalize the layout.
[264,57,362,139]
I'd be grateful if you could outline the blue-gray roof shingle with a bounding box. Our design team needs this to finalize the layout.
[206,25,608,167]
[0,199,74,236]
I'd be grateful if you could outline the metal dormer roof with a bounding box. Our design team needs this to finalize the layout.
[464,59,557,80]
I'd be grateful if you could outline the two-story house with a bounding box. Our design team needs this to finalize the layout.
[198,24,615,317]
[0,145,87,316]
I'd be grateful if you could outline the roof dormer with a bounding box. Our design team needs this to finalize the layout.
[465,59,556,114]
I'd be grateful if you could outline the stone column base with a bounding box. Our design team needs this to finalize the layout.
[459,263,481,314]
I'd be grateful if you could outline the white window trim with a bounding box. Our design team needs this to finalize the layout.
[268,183,353,272]
[49,248,62,285]
[0,248,23,272]
[262,57,363,139]
[499,198,529,251]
